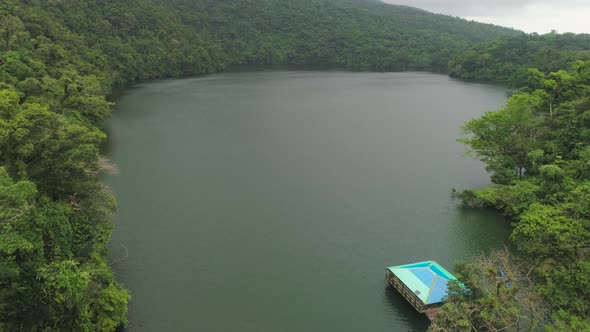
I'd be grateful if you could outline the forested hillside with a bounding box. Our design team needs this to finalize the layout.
[0,0,588,330]
[8,0,522,86]
[449,33,590,84]
[173,0,521,71]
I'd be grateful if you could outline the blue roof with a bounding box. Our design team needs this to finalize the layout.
[387,261,458,305]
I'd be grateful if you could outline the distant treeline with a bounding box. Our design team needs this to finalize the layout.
[449,32,590,84]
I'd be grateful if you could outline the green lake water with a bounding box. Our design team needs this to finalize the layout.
[106,70,511,331]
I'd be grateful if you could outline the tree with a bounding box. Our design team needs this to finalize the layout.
[0,167,41,329]
[430,250,547,332]
[511,203,589,258]
[0,15,25,50]
[539,70,578,118]
[460,93,542,184]
[542,261,590,319]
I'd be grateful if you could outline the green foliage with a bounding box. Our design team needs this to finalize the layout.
[38,260,91,311]
[0,164,128,331]
[171,0,518,72]
[542,262,590,318]
[512,203,588,257]
[460,93,543,184]
[449,33,590,84]
[546,310,590,331]
[460,181,540,219]
[430,251,546,332]
[457,61,590,328]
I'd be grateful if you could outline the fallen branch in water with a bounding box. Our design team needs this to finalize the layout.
[110,244,129,265]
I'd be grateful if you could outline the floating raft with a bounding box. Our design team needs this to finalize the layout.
[385,261,458,321]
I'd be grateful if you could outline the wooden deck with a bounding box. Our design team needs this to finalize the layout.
[385,270,442,321]
[386,270,427,313]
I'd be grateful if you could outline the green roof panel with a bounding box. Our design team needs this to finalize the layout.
[387,261,458,305]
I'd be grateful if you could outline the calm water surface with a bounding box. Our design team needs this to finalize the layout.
[106,71,511,331]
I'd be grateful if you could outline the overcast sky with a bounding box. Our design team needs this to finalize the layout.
[382,0,590,34]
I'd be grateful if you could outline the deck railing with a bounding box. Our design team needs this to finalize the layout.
[385,271,427,313]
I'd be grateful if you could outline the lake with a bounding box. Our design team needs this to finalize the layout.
[106,70,511,331]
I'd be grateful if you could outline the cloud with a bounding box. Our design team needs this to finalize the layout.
[381,0,590,33]
[382,0,586,16]
[465,4,590,33]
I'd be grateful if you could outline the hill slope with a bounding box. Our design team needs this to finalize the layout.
[10,0,522,89]
[172,0,521,71]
